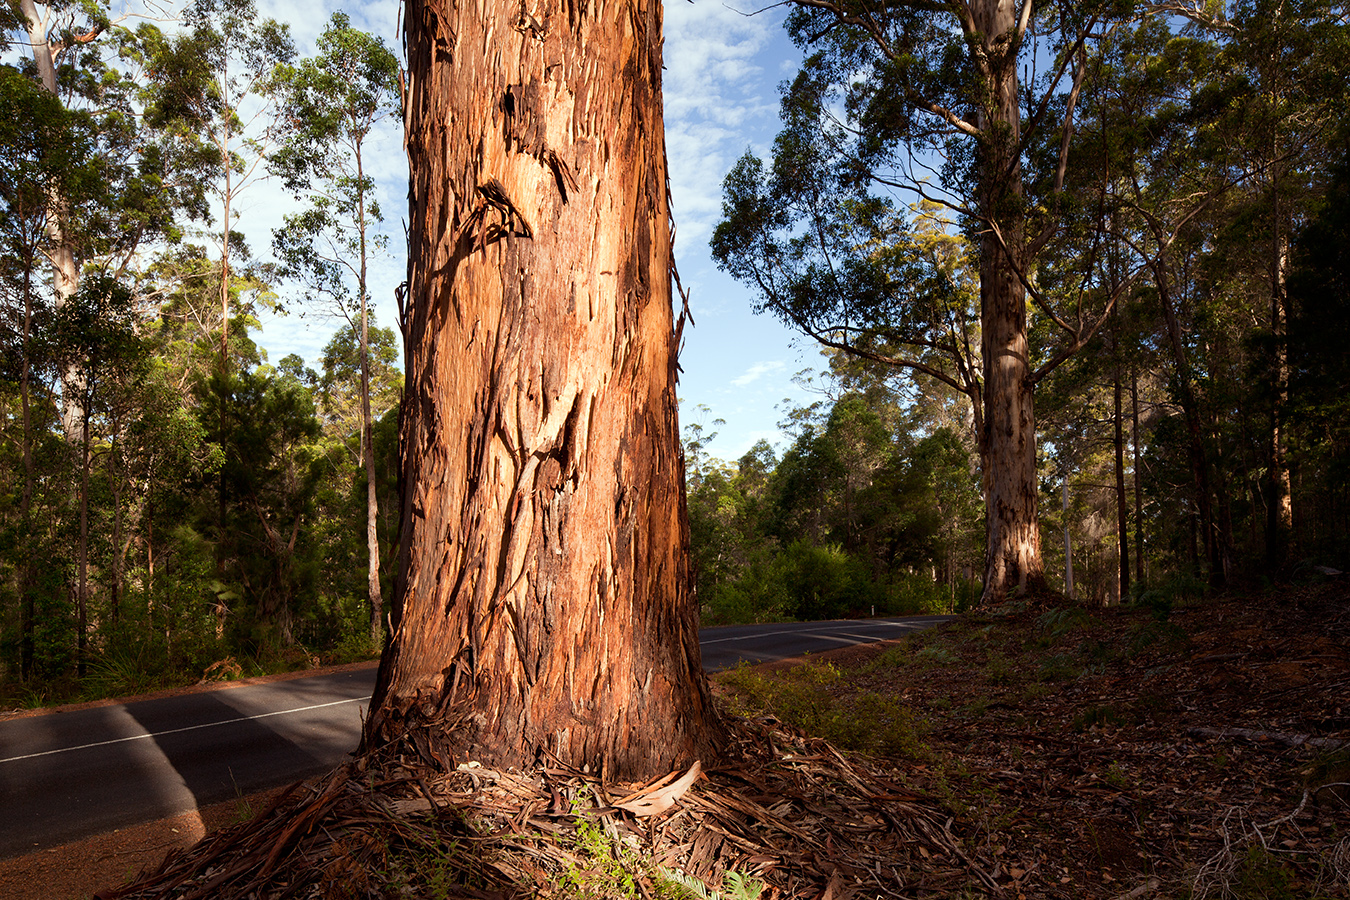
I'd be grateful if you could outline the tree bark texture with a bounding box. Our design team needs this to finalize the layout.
[19,0,83,444]
[1131,366,1144,585]
[358,153,384,647]
[974,0,1043,604]
[364,0,722,780]
[1114,349,1129,601]
[1266,195,1292,573]
[362,307,383,646]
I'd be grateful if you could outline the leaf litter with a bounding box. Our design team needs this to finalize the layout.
[95,583,1349,899]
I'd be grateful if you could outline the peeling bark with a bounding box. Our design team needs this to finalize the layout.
[975,0,1043,604]
[363,0,722,779]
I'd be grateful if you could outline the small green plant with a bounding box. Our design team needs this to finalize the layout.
[1072,704,1124,732]
[1103,761,1132,790]
[1035,606,1090,644]
[1302,747,1350,807]
[395,830,471,896]
[1036,652,1080,682]
[1233,845,1297,899]
[869,645,909,668]
[1128,619,1188,657]
[984,650,1016,685]
[1018,682,1054,702]
[562,817,642,898]
[717,664,928,758]
[655,867,765,900]
[80,642,178,700]
[960,695,997,718]
[917,644,959,667]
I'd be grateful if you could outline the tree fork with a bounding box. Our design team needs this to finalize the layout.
[363,0,722,779]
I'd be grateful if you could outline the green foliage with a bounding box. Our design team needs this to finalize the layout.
[79,639,177,699]
[316,316,401,438]
[1231,845,1300,900]
[269,11,398,321]
[1071,704,1125,732]
[1035,606,1091,644]
[1035,653,1082,683]
[561,817,642,899]
[686,369,982,625]
[655,867,764,900]
[0,8,393,701]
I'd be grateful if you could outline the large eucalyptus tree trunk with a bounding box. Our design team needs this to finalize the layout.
[362,0,722,779]
[974,0,1044,604]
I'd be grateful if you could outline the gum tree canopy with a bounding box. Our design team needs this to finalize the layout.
[361,0,723,778]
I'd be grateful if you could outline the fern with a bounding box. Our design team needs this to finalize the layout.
[654,867,763,900]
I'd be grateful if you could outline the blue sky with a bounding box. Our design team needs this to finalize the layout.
[236,0,820,463]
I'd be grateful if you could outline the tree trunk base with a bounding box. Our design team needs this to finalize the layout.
[99,717,989,900]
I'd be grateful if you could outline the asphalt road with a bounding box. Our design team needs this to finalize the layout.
[0,615,954,857]
[698,615,956,671]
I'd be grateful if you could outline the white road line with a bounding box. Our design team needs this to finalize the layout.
[812,632,897,645]
[0,696,371,765]
[700,624,917,645]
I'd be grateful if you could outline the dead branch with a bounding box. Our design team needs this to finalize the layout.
[1188,726,1349,752]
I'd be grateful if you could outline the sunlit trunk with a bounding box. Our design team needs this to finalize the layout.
[974,0,1043,604]
[1114,333,1129,602]
[363,0,722,778]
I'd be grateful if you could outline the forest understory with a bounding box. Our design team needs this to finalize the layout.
[75,581,1349,900]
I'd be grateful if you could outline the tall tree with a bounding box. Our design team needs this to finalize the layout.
[1196,0,1349,572]
[53,274,145,675]
[271,13,400,647]
[0,64,96,677]
[713,0,1154,603]
[362,0,722,778]
[146,0,292,375]
[14,0,97,441]
[10,3,212,442]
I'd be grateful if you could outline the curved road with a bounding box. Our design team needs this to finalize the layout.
[0,615,953,857]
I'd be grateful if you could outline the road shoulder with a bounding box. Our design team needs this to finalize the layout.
[0,788,290,900]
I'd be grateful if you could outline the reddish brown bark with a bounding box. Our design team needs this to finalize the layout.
[974,0,1044,604]
[363,0,722,779]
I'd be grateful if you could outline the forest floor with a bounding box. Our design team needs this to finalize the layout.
[714,581,1350,899]
[13,583,1350,900]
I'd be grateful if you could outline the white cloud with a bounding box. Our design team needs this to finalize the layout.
[730,360,786,387]
[662,2,793,252]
